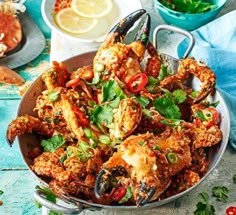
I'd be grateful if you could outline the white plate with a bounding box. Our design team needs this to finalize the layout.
[0,13,45,69]
[41,0,143,43]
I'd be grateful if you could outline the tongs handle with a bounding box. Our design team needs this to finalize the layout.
[153,24,195,59]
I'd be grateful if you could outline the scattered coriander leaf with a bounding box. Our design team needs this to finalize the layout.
[41,135,66,152]
[212,186,229,202]
[233,175,236,184]
[0,190,3,195]
[49,210,63,215]
[194,192,215,215]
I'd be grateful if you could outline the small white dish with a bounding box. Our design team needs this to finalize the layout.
[41,0,142,43]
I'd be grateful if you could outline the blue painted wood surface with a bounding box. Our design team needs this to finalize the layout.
[1,0,236,215]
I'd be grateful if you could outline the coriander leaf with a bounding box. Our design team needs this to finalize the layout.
[191,90,199,98]
[158,64,169,81]
[49,211,63,215]
[194,110,207,120]
[233,175,236,184]
[90,105,113,127]
[212,186,229,202]
[146,76,159,92]
[153,97,181,119]
[35,185,57,203]
[208,101,220,108]
[135,96,150,108]
[67,142,94,162]
[194,192,215,215]
[41,135,66,152]
[172,89,187,104]
[0,190,3,195]
[102,80,126,102]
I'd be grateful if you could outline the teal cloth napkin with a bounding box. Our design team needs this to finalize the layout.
[177,10,236,150]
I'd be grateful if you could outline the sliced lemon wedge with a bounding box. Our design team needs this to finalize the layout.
[54,8,97,34]
[71,0,113,18]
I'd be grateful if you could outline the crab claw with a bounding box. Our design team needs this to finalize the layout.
[136,182,156,206]
[6,115,53,146]
[105,9,150,45]
[94,166,128,198]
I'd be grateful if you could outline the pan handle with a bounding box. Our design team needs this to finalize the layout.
[34,189,85,214]
[153,24,195,59]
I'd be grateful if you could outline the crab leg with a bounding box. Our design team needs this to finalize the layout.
[6,115,53,146]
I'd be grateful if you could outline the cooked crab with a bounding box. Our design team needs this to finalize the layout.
[95,127,192,206]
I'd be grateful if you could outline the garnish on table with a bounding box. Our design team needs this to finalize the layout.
[0,190,3,206]
[212,186,229,202]
[159,0,217,14]
[194,192,215,215]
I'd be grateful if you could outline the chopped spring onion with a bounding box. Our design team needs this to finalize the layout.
[166,152,178,164]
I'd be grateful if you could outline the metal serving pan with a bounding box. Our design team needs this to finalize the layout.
[15,26,230,214]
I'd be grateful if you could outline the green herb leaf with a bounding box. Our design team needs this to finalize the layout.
[49,210,63,215]
[0,190,4,195]
[172,89,187,104]
[194,192,215,215]
[35,185,57,203]
[160,0,217,14]
[158,64,169,81]
[138,141,145,146]
[48,91,60,102]
[212,186,229,202]
[102,80,126,103]
[208,100,220,108]
[233,175,236,184]
[90,105,113,127]
[153,97,181,119]
[146,76,159,92]
[135,96,150,108]
[41,135,66,152]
